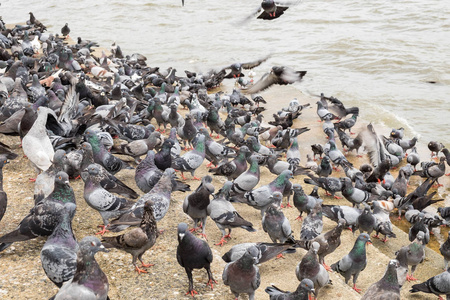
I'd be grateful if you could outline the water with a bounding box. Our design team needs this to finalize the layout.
[3,0,450,144]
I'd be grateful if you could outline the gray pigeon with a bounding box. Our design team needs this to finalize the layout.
[395,231,425,282]
[207,181,256,246]
[182,175,215,238]
[233,169,293,216]
[296,241,330,296]
[355,203,376,235]
[84,130,126,175]
[340,177,374,208]
[331,233,372,293]
[230,155,260,195]
[172,134,206,180]
[40,202,78,287]
[102,200,158,274]
[262,192,295,246]
[292,184,318,221]
[222,241,296,264]
[440,232,450,270]
[407,146,421,170]
[208,145,250,181]
[265,278,316,300]
[372,200,397,243]
[322,204,361,232]
[83,164,135,235]
[53,236,109,300]
[300,200,323,241]
[408,213,430,245]
[109,168,175,232]
[410,268,450,299]
[113,131,162,163]
[0,157,9,222]
[223,245,261,300]
[361,259,400,300]
[176,222,216,297]
[0,172,75,252]
[304,174,344,199]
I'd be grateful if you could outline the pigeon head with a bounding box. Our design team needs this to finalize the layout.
[270,192,283,206]
[217,181,232,197]
[299,278,316,296]
[415,231,425,243]
[177,222,188,242]
[292,184,303,192]
[55,171,70,186]
[80,236,109,255]
[144,200,155,211]
[245,245,260,265]
[87,164,101,176]
[0,157,9,168]
[311,242,320,253]
[358,233,372,245]
[337,218,346,227]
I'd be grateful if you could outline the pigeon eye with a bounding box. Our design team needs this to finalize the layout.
[91,241,96,246]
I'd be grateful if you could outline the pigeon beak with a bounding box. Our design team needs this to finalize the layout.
[367,240,373,245]
[64,180,70,185]
[99,244,110,253]
[310,288,316,296]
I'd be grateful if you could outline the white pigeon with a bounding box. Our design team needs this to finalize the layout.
[22,107,55,174]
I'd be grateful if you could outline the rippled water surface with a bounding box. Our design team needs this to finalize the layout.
[4,0,450,143]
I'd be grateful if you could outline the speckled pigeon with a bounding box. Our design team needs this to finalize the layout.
[102,200,158,274]
[40,202,78,287]
[53,236,109,300]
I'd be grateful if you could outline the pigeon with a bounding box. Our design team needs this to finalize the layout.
[331,233,372,293]
[300,200,323,241]
[361,259,400,300]
[391,168,408,198]
[316,100,337,122]
[234,169,293,216]
[395,231,425,282]
[322,204,362,232]
[244,66,307,94]
[262,192,295,244]
[172,134,206,180]
[219,56,270,78]
[154,139,174,171]
[292,184,318,221]
[102,200,158,274]
[0,157,9,222]
[408,213,430,245]
[83,164,135,235]
[299,219,346,271]
[0,172,74,252]
[176,222,216,297]
[222,241,296,264]
[113,131,163,163]
[230,155,260,195]
[134,150,162,193]
[53,236,109,300]
[84,130,126,175]
[410,268,450,299]
[183,175,215,238]
[440,232,450,270]
[327,140,352,170]
[40,202,78,288]
[428,140,444,158]
[340,177,374,208]
[314,156,332,178]
[209,145,250,180]
[109,168,175,232]
[413,156,446,185]
[335,113,358,134]
[22,107,55,174]
[355,203,376,235]
[207,181,256,246]
[407,146,421,170]
[61,23,70,38]
[372,200,397,243]
[304,174,344,199]
[296,241,330,296]
[222,245,261,300]
[265,279,316,300]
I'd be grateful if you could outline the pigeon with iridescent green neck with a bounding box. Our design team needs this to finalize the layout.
[331,233,371,293]
[232,170,294,217]
[209,145,250,180]
[53,236,109,300]
[172,134,206,180]
[231,155,260,195]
